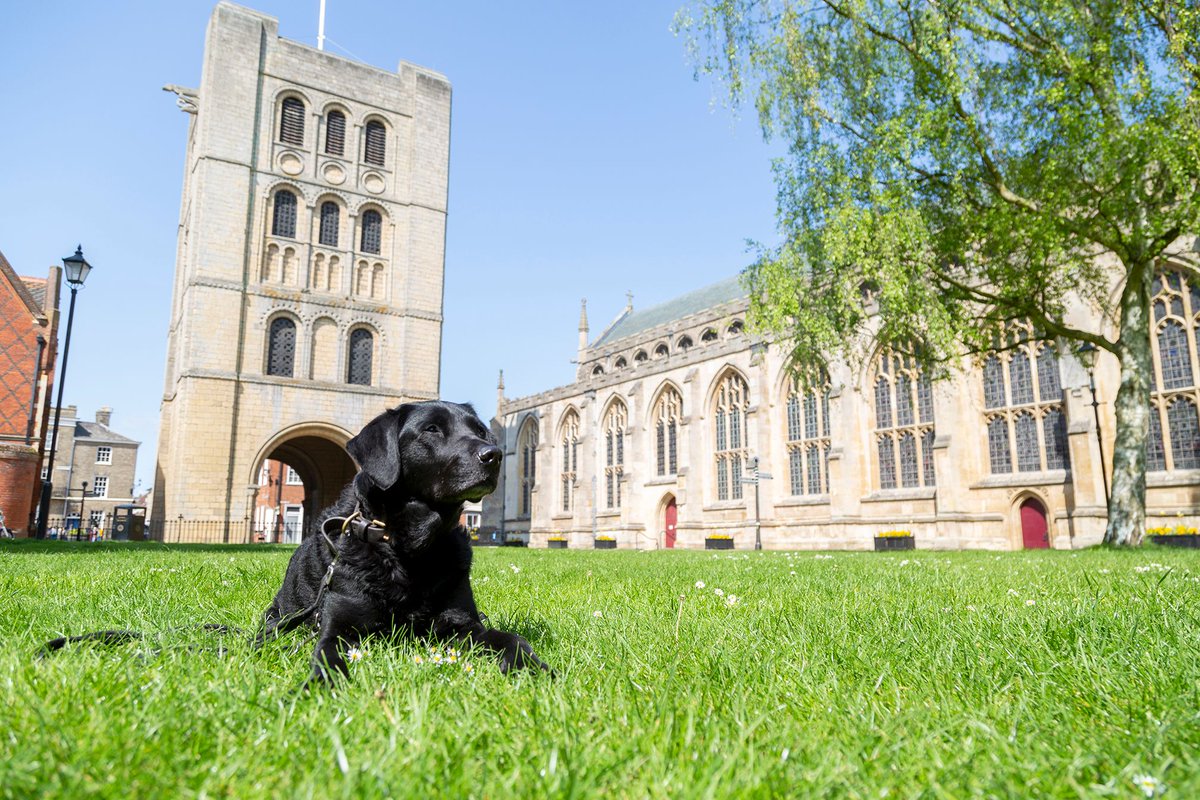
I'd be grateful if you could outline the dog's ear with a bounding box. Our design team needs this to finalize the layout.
[346,405,413,491]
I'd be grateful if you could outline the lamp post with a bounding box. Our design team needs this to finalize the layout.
[1075,342,1110,515]
[36,246,94,539]
[78,481,89,541]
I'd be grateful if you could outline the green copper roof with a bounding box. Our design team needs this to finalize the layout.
[592,275,747,348]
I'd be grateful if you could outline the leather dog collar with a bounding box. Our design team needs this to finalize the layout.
[321,510,390,545]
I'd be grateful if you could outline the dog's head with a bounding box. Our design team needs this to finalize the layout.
[346,401,502,507]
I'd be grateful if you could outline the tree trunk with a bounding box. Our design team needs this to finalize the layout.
[1104,265,1153,546]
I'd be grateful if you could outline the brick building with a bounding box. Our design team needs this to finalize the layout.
[252,458,306,543]
[154,3,450,539]
[0,249,60,536]
[41,406,140,532]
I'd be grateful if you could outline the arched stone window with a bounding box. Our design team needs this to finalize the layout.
[364,120,387,166]
[360,209,382,254]
[1149,271,1200,470]
[654,343,669,358]
[318,201,340,247]
[728,320,744,336]
[603,401,627,509]
[271,190,297,238]
[634,350,648,363]
[677,335,694,352]
[266,317,296,377]
[701,328,718,343]
[592,365,604,376]
[559,409,580,513]
[653,386,682,476]
[873,351,935,489]
[324,109,346,156]
[713,371,750,501]
[347,328,373,386]
[785,368,830,496]
[279,97,305,146]
[614,356,628,369]
[981,325,1068,474]
[517,418,538,519]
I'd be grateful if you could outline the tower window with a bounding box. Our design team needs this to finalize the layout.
[318,201,339,247]
[347,328,373,386]
[324,110,346,156]
[271,191,297,239]
[279,97,305,146]
[364,120,387,167]
[267,317,297,377]
[361,210,382,254]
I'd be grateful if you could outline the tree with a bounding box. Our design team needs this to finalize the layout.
[677,0,1200,545]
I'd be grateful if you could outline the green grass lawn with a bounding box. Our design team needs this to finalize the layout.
[1,541,1197,799]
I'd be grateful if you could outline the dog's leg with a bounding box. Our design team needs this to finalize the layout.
[304,592,382,688]
[433,607,550,674]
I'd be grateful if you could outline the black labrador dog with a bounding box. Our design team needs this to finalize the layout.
[256,401,549,685]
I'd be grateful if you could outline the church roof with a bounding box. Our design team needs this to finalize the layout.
[591,275,747,348]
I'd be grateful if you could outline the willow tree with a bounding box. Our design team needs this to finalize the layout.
[677,0,1200,545]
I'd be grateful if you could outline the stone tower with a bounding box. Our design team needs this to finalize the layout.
[154,2,450,533]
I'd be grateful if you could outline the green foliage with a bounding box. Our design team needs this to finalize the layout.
[3,541,1200,797]
[677,0,1200,364]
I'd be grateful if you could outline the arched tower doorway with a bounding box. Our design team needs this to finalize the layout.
[251,424,357,541]
[1019,497,1050,549]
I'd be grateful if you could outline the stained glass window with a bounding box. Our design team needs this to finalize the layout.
[360,210,382,254]
[266,317,296,377]
[982,328,1068,474]
[1148,271,1200,470]
[347,329,372,386]
[785,370,831,496]
[560,410,579,513]
[988,417,1011,473]
[654,388,681,476]
[603,402,626,509]
[518,419,537,518]
[873,351,935,489]
[714,372,749,501]
[272,190,297,238]
[319,201,339,247]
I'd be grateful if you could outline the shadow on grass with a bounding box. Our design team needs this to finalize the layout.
[0,540,295,556]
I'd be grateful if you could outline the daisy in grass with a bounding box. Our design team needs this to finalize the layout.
[593,610,603,618]
[695,580,706,589]
[726,595,739,607]
[1133,774,1164,797]
[1025,599,1036,606]
[713,588,725,597]
[346,647,366,663]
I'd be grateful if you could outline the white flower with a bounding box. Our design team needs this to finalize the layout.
[1007,589,1020,597]
[899,559,910,567]
[713,588,725,597]
[1025,599,1036,606]
[1099,569,1111,574]
[510,564,521,574]
[726,595,739,607]
[966,605,977,612]
[346,647,365,663]
[790,570,797,576]
[593,610,603,618]
[1132,774,1163,797]
[695,580,706,589]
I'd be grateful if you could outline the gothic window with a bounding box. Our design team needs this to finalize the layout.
[347,328,373,386]
[701,328,718,343]
[653,386,682,476]
[634,350,648,363]
[654,343,669,358]
[360,210,382,254]
[592,365,604,376]
[271,190,297,238]
[559,409,580,513]
[785,369,830,496]
[728,320,744,336]
[266,317,296,377]
[677,335,693,351]
[1147,271,1200,471]
[517,418,538,519]
[603,401,626,509]
[981,324,1070,475]
[318,201,340,247]
[873,351,936,489]
[324,109,346,156]
[714,371,750,501]
[364,120,387,166]
[279,97,305,146]
[614,356,628,369]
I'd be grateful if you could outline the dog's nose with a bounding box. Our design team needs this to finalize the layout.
[478,445,502,466]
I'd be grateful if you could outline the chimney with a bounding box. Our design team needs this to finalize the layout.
[95,407,112,427]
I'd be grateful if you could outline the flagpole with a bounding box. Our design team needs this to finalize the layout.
[317,0,327,50]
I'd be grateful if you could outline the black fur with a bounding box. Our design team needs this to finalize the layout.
[255,400,549,686]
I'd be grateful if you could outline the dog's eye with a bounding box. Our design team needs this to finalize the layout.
[424,424,442,435]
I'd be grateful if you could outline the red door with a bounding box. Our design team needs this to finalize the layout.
[1020,498,1050,549]
[664,498,677,549]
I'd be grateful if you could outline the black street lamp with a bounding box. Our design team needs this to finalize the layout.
[78,480,89,542]
[1075,341,1110,515]
[36,246,94,539]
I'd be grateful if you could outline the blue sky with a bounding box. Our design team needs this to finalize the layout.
[0,1,780,492]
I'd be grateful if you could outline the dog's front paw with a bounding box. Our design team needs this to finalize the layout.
[497,636,550,674]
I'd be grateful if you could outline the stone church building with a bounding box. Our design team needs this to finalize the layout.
[487,262,1200,550]
[154,2,450,534]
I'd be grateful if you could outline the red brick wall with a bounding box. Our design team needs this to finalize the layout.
[0,444,38,535]
[0,282,41,439]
